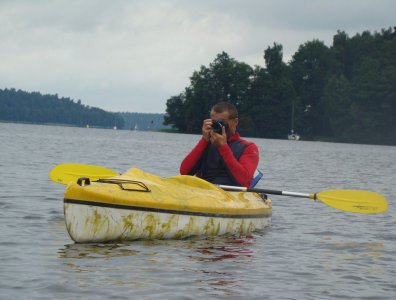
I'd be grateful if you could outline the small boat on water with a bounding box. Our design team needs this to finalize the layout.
[288,100,300,140]
[63,168,272,243]
[288,130,300,141]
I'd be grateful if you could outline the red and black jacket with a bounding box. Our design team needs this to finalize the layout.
[180,133,259,187]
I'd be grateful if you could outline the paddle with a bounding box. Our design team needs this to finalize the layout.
[49,163,388,214]
[218,185,388,214]
[49,163,118,184]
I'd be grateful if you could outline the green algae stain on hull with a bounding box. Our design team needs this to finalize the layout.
[143,214,159,239]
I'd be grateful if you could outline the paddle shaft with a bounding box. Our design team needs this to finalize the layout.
[219,185,313,199]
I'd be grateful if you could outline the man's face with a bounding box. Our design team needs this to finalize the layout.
[210,109,239,137]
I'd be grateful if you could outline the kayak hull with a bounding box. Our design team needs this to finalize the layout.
[63,168,272,243]
[64,201,271,243]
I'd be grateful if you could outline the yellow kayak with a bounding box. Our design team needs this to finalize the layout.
[64,168,272,242]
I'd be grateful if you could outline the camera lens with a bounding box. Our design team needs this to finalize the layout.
[212,120,225,134]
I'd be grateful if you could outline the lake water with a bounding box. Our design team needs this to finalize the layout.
[0,122,395,299]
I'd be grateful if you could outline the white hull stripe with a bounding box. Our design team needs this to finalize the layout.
[64,198,271,219]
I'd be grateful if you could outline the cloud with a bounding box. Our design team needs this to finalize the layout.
[0,0,395,112]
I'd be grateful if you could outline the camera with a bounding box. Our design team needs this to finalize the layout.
[211,120,228,134]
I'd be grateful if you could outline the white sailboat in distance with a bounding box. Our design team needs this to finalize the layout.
[288,100,300,140]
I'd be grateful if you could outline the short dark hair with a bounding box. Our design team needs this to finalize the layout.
[211,102,238,119]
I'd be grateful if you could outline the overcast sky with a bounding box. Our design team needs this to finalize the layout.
[1,0,394,113]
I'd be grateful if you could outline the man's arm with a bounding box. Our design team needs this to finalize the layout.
[180,137,209,175]
[217,142,259,187]
[180,118,213,175]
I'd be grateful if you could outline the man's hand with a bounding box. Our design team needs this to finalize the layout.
[202,119,213,141]
[210,126,227,147]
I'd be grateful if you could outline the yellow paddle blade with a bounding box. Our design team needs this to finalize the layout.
[49,163,118,184]
[316,190,388,214]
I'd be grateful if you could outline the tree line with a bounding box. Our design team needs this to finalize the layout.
[0,88,124,129]
[164,27,396,145]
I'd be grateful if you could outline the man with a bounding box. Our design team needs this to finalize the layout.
[180,102,259,187]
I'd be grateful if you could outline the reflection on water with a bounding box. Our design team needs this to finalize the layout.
[59,243,140,260]
[58,235,258,262]
[321,240,385,269]
[58,242,152,279]
[56,234,260,296]
[193,234,255,262]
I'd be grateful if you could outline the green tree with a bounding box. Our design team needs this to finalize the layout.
[165,52,253,134]
[291,40,331,137]
[0,88,124,128]
[244,43,297,138]
[163,27,396,145]
[322,74,353,141]
[164,94,187,131]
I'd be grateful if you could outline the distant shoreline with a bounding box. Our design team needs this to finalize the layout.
[0,119,105,129]
[2,120,395,147]
[0,120,178,133]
